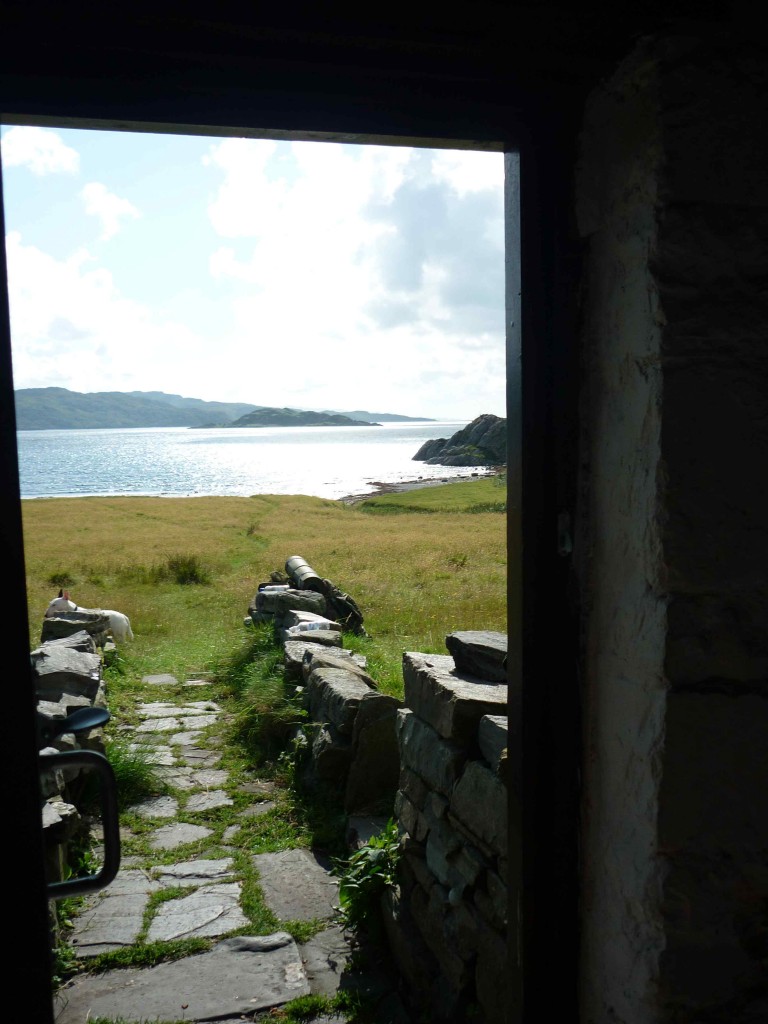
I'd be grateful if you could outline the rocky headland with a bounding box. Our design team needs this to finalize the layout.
[412,413,506,467]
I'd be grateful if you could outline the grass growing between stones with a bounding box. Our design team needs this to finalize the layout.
[83,938,212,975]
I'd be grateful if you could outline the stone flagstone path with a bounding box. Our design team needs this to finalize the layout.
[55,672,410,1024]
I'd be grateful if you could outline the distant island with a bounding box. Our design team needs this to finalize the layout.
[214,408,378,428]
[13,388,434,431]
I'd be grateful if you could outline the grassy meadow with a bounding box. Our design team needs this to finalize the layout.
[22,476,508,698]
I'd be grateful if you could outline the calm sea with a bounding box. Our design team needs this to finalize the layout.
[16,422,481,500]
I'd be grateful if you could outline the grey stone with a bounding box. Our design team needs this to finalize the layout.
[281,628,344,648]
[132,744,175,766]
[179,714,219,730]
[396,709,466,796]
[128,795,179,819]
[149,822,213,850]
[33,630,97,655]
[403,652,507,745]
[31,644,102,702]
[253,848,339,921]
[137,701,182,717]
[183,678,213,687]
[239,779,277,796]
[223,825,240,842]
[450,760,508,857]
[155,858,236,883]
[445,630,508,683]
[136,716,179,732]
[346,815,391,849]
[302,648,373,686]
[40,610,110,646]
[171,730,204,745]
[142,673,179,686]
[186,790,233,811]
[146,882,248,940]
[54,933,309,1022]
[185,700,221,711]
[180,747,222,767]
[70,871,160,955]
[345,692,401,814]
[299,924,350,995]
[307,667,372,734]
[240,800,277,817]
[412,413,506,467]
[190,768,229,787]
[274,591,328,623]
[311,722,352,780]
[478,714,508,771]
[158,765,196,788]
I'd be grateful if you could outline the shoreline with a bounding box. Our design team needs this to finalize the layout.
[339,469,501,506]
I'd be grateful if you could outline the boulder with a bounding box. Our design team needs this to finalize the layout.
[31,644,102,702]
[445,630,507,683]
[412,414,506,467]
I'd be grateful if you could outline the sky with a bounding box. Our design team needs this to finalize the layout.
[0,125,506,421]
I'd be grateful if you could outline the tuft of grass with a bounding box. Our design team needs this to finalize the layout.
[46,569,76,588]
[85,938,211,973]
[274,989,371,1022]
[154,552,212,586]
[105,736,170,809]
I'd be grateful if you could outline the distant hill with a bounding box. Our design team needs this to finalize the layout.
[321,409,435,423]
[13,388,419,430]
[14,388,259,430]
[229,407,378,428]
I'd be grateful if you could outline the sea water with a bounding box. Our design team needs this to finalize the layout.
[16,422,485,500]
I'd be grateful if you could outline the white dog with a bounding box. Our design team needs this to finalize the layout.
[44,591,134,642]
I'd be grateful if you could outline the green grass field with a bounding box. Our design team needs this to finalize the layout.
[22,479,508,698]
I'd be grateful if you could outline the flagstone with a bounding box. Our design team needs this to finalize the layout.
[146,882,247,941]
[149,822,213,850]
[186,790,233,812]
[155,858,236,884]
[128,795,179,819]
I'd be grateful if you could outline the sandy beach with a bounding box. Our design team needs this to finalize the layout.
[339,469,501,505]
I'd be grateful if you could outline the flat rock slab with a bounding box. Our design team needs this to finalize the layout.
[131,744,176,766]
[239,779,277,796]
[146,882,247,941]
[172,730,204,745]
[179,714,219,730]
[190,768,230,787]
[186,790,233,811]
[445,630,507,683]
[299,924,351,996]
[180,747,222,767]
[223,825,241,842]
[253,848,338,922]
[70,871,160,955]
[157,765,196,788]
[54,933,309,1023]
[136,717,180,733]
[142,673,179,686]
[184,678,213,687]
[155,858,236,884]
[239,800,276,817]
[150,822,213,850]
[128,795,179,819]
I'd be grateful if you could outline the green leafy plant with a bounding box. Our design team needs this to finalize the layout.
[335,819,401,933]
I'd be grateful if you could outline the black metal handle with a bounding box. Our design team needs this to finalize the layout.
[41,750,121,899]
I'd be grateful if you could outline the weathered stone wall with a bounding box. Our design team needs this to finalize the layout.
[383,633,508,1024]
[576,34,768,1024]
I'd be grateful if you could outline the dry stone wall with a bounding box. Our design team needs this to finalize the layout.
[383,633,509,1024]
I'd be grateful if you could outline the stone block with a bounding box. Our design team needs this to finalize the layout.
[450,760,508,858]
[311,722,352,781]
[445,630,507,682]
[398,766,430,810]
[280,627,343,648]
[396,709,466,797]
[344,692,401,813]
[40,611,110,646]
[32,644,102,702]
[479,714,508,772]
[411,882,473,1006]
[425,819,462,887]
[273,590,327,624]
[394,791,427,842]
[307,666,373,734]
[302,648,373,686]
[403,652,507,746]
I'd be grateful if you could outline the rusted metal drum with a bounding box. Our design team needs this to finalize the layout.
[285,555,324,592]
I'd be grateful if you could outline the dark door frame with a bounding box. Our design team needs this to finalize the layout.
[0,93,581,1024]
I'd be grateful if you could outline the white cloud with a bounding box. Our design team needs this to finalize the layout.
[80,182,141,240]
[1,126,80,176]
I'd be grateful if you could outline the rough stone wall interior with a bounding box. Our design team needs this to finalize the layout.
[574,40,668,1024]
[653,40,768,1022]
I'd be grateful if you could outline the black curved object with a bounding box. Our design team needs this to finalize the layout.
[37,705,111,747]
[41,749,121,899]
